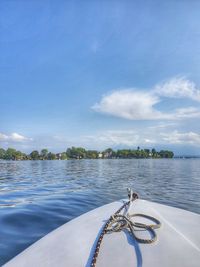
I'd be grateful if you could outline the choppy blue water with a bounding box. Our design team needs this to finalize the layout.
[0,159,200,265]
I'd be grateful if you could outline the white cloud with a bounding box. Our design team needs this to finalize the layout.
[84,130,156,148]
[0,133,9,141]
[175,107,200,119]
[154,77,200,101]
[148,122,178,129]
[0,132,33,143]
[144,138,155,143]
[92,90,165,120]
[92,77,200,121]
[84,129,200,148]
[10,133,32,142]
[161,131,200,145]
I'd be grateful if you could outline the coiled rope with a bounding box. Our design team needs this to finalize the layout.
[90,189,161,267]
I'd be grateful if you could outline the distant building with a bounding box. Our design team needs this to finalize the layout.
[98,153,103,158]
[103,150,113,158]
[56,153,62,160]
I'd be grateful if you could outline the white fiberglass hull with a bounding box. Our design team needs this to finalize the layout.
[4,199,200,267]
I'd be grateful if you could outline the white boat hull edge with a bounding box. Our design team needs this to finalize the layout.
[4,199,200,267]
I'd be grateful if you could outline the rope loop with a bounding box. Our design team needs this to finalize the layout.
[105,213,161,244]
[90,189,161,267]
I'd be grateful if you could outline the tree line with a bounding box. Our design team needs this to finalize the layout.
[0,147,174,160]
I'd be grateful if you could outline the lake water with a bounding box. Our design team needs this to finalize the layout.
[0,159,200,265]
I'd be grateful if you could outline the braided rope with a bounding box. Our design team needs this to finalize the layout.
[90,190,161,267]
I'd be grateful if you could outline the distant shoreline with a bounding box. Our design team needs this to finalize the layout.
[174,156,200,159]
[0,147,174,160]
[1,157,199,161]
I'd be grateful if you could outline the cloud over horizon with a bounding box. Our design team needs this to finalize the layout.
[84,129,200,148]
[92,77,200,121]
[1,128,200,155]
[161,131,200,145]
[0,133,33,143]
[1,77,200,153]
[154,77,200,101]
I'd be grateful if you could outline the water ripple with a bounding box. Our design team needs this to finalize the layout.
[0,159,200,265]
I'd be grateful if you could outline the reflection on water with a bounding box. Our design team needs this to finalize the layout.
[0,159,200,265]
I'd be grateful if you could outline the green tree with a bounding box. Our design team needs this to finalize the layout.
[15,150,23,160]
[40,149,48,160]
[130,149,137,158]
[5,148,17,160]
[47,152,56,160]
[61,152,68,160]
[30,150,40,160]
[86,150,98,159]
[0,148,5,159]
[144,149,150,157]
[117,149,131,158]
[140,149,148,158]
[151,148,157,158]
[66,147,86,159]
[159,150,174,158]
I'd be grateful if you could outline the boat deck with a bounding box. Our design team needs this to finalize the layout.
[4,199,200,267]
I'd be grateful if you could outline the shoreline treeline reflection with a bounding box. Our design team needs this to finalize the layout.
[0,147,174,160]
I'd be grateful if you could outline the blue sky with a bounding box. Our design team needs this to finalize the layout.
[0,0,200,155]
